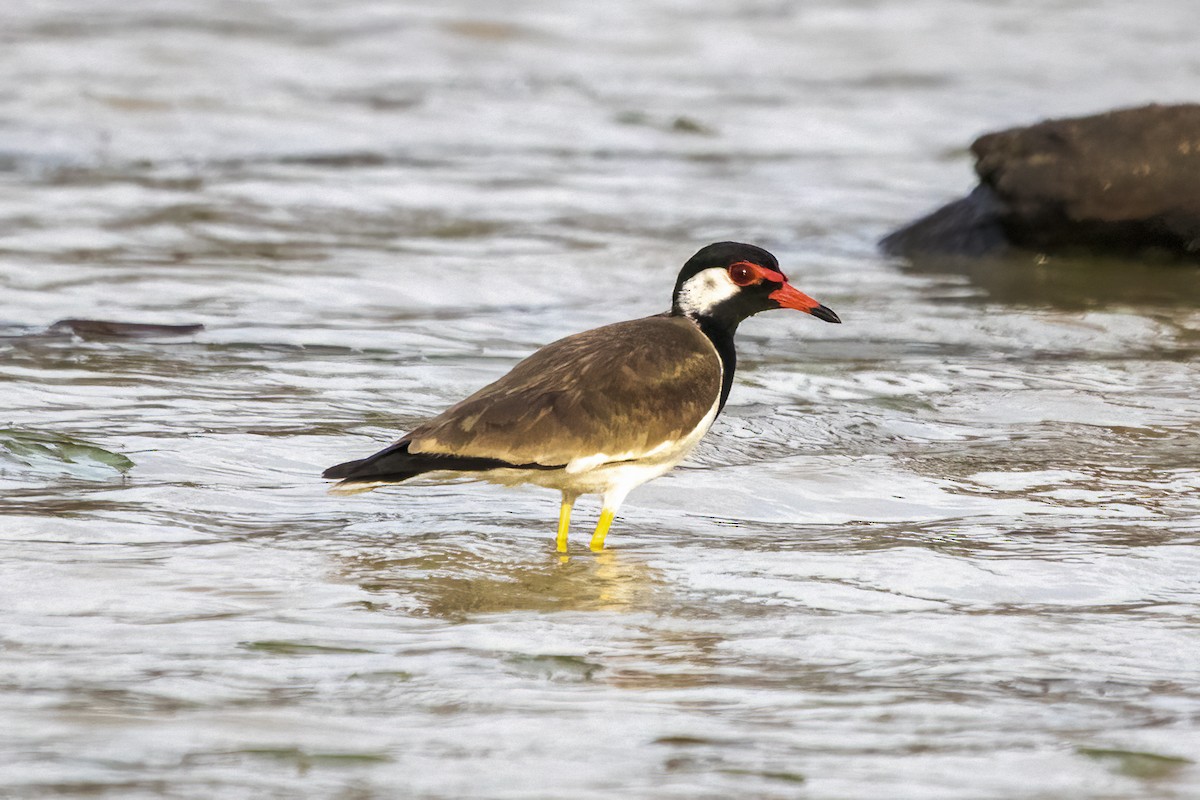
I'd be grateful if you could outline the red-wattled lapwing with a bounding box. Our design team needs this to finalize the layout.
[324,242,840,552]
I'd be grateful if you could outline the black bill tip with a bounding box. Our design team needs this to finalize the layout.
[811,304,841,324]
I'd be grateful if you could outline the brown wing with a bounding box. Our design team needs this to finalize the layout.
[405,315,721,466]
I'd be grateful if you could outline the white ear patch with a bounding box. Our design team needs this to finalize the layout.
[675,266,739,316]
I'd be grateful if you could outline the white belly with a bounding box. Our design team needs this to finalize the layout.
[479,394,721,498]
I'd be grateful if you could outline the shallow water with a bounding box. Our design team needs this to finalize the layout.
[3,1,1200,798]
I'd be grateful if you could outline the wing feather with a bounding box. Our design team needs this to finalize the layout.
[406,315,721,466]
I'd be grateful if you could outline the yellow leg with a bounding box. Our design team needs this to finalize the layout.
[589,508,615,552]
[556,494,576,553]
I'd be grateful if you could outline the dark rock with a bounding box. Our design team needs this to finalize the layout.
[49,319,204,339]
[880,185,1010,258]
[881,104,1200,261]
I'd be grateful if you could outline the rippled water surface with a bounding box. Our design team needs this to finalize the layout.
[3,1,1200,797]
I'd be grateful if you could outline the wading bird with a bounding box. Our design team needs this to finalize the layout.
[324,242,840,552]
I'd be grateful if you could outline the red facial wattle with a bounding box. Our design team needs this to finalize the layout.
[728,260,842,323]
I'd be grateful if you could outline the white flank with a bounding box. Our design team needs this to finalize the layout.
[564,438,675,475]
[507,391,722,498]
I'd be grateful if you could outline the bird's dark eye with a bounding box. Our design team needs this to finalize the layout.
[728,261,760,286]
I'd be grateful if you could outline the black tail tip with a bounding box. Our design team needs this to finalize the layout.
[322,459,363,480]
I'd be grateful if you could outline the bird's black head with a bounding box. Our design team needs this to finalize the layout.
[671,242,841,331]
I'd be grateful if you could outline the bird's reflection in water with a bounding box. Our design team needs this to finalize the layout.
[339,539,667,619]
